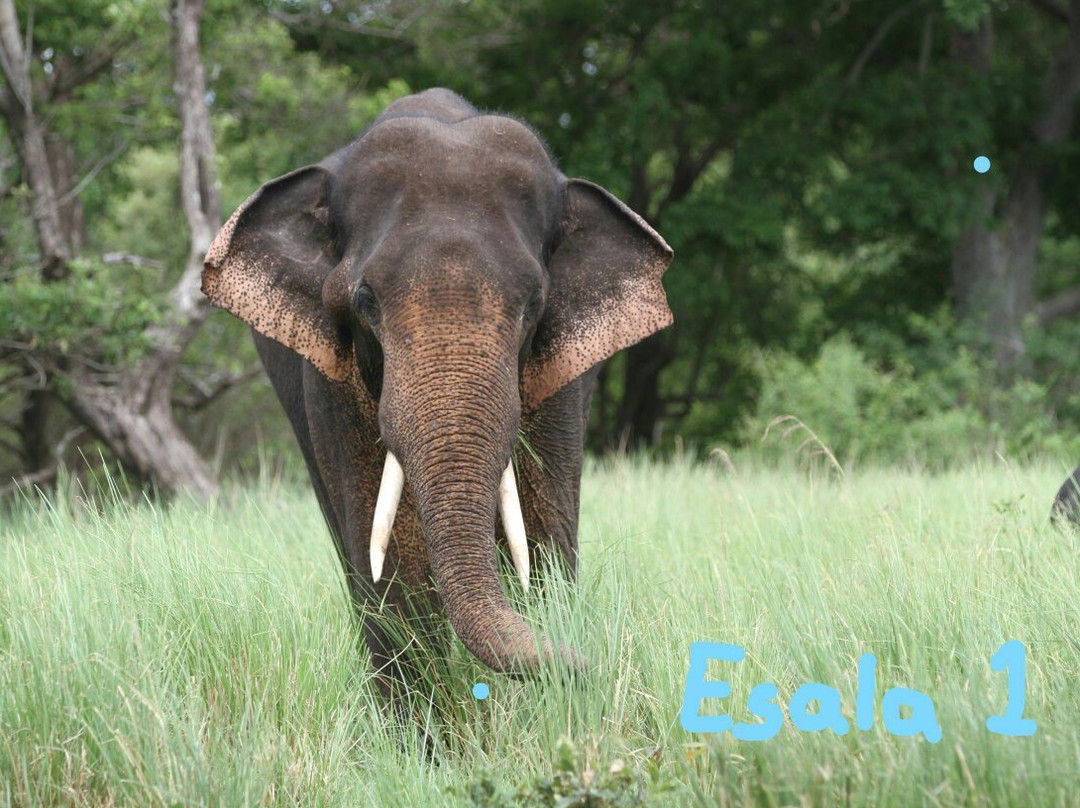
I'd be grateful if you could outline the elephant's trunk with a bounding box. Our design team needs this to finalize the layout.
[415,455,556,674]
[380,338,579,674]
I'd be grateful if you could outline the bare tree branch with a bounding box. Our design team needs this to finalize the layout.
[1035,283,1080,326]
[654,134,727,225]
[0,425,83,496]
[917,12,934,76]
[47,41,127,103]
[164,0,217,331]
[1,464,57,496]
[174,364,264,410]
[0,0,30,112]
[0,133,14,199]
[101,252,165,270]
[56,140,128,208]
[846,2,920,87]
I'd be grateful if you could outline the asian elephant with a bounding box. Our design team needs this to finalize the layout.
[201,88,673,689]
[1052,464,1080,524]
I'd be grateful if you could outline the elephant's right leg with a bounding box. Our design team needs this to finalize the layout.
[254,334,444,726]
[360,597,446,694]
[355,581,448,758]
[295,365,453,745]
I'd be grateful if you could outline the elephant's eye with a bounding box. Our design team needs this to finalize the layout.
[355,284,381,326]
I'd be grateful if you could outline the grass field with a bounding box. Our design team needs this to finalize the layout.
[2,457,1079,806]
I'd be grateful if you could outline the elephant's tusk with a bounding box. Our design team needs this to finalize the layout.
[498,461,530,591]
[370,451,405,583]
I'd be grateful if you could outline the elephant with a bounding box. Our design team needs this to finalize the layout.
[201,88,673,694]
[1052,465,1080,524]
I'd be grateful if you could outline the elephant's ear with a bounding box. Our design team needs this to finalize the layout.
[522,179,674,410]
[203,166,352,381]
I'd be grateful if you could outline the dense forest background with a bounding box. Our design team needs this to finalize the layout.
[3,0,1080,497]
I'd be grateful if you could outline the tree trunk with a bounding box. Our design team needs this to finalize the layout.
[45,132,86,254]
[18,389,53,471]
[1,0,70,476]
[614,333,675,450]
[950,4,1080,370]
[0,1,71,281]
[949,173,1042,369]
[65,373,216,498]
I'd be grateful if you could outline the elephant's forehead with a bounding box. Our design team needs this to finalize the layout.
[343,115,558,199]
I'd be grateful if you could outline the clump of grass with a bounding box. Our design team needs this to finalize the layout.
[761,414,846,478]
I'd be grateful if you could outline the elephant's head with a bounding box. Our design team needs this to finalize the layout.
[202,91,672,674]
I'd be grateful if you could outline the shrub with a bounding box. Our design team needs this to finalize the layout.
[740,331,1078,469]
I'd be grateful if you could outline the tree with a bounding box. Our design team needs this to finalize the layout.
[0,0,219,497]
[949,0,1080,369]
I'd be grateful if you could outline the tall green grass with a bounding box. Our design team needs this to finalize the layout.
[2,458,1079,806]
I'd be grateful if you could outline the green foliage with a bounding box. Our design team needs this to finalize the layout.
[744,334,979,468]
[99,147,189,268]
[742,322,1080,468]
[206,9,412,202]
[1,259,162,367]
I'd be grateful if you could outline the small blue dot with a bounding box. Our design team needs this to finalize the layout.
[974,155,991,174]
[472,682,489,700]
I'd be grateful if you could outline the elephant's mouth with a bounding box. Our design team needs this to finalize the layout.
[368,451,531,591]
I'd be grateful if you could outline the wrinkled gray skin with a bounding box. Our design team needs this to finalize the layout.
[1052,465,1080,524]
[202,89,673,695]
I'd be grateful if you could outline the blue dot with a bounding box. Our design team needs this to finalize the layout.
[973,155,991,174]
[472,682,489,700]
